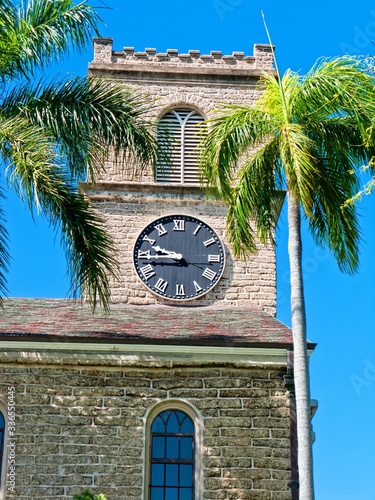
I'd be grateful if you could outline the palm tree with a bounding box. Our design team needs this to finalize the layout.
[0,0,157,309]
[200,56,375,499]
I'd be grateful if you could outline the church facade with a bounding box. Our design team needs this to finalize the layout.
[0,39,315,500]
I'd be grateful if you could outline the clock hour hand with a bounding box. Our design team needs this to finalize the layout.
[152,245,183,261]
[139,254,182,260]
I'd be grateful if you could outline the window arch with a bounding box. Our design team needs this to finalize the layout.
[156,108,206,184]
[145,401,202,500]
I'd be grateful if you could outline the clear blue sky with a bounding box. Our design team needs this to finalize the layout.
[3,1,375,499]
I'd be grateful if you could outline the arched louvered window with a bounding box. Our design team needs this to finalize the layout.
[149,409,195,499]
[156,109,205,184]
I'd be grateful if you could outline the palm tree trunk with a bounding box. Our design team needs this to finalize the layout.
[287,191,315,500]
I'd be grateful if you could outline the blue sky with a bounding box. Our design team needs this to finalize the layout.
[3,1,375,499]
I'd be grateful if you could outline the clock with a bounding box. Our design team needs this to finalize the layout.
[133,214,225,301]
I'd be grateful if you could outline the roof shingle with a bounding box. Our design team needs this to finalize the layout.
[0,299,299,349]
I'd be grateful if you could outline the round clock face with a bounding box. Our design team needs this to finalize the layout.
[133,215,225,301]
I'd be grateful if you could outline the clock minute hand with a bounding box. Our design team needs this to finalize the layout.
[152,245,183,261]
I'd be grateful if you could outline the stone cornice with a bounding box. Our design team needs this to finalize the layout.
[0,341,313,368]
[80,181,216,201]
[89,62,275,82]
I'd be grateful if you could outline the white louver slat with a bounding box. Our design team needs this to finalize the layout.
[156,109,205,184]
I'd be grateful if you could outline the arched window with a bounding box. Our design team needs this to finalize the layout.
[149,409,195,500]
[156,109,206,184]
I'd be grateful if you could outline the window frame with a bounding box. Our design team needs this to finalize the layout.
[144,400,203,500]
[155,108,206,185]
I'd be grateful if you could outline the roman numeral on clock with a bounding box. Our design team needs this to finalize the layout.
[193,281,203,293]
[140,264,155,281]
[173,219,185,231]
[138,250,151,259]
[175,284,185,296]
[154,278,168,293]
[203,237,216,247]
[193,224,202,235]
[155,223,167,236]
[202,268,217,281]
[208,254,221,262]
[143,235,155,245]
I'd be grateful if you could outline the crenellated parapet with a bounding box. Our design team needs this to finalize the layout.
[90,37,275,75]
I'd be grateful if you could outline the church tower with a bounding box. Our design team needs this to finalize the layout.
[0,38,316,500]
[85,38,278,314]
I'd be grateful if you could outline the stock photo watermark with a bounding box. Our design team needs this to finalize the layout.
[7,386,16,495]
[213,0,245,21]
[350,359,375,396]
[340,10,375,54]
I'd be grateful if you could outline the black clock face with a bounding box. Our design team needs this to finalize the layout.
[133,215,225,301]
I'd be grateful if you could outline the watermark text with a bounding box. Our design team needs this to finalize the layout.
[213,0,245,21]
[340,11,375,54]
[7,386,16,495]
[350,359,375,396]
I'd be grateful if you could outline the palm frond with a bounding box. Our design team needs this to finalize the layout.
[227,137,280,258]
[0,0,22,77]
[0,115,117,310]
[296,56,375,121]
[278,123,318,213]
[200,56,375,274]
[2,77,158,180]
[0,116,61,211]
[200,105,275,199]
[258,69,300,123]
[303,117,368,273]
[55,189,118,311]
[0,0,99,78]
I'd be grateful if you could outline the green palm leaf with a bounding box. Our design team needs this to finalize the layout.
[200,54,375,499]
[0,0,99,78]
[0,114,118,311]
[0,0,158,309]
[2,77,157,180]
[201,56,375,272]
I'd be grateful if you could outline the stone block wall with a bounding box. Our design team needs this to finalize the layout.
[83,39,279,314]
[92,39,274,71]
[85,186,276,313]
[0,363,291,500]
[89,39,275,185]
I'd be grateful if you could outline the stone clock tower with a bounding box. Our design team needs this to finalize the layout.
[0,38,316,500]
[84,38,278,314]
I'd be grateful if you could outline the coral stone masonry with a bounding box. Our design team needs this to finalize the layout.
[0,38,316,500]
[85,39,279,313]
[0,299,312,500]
[91,38,275,71]
[82,183,278,313]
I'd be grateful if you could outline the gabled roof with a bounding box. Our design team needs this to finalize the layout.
[0,299,299,349]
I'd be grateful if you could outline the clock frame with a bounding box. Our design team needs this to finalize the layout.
[133,215,225,301]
